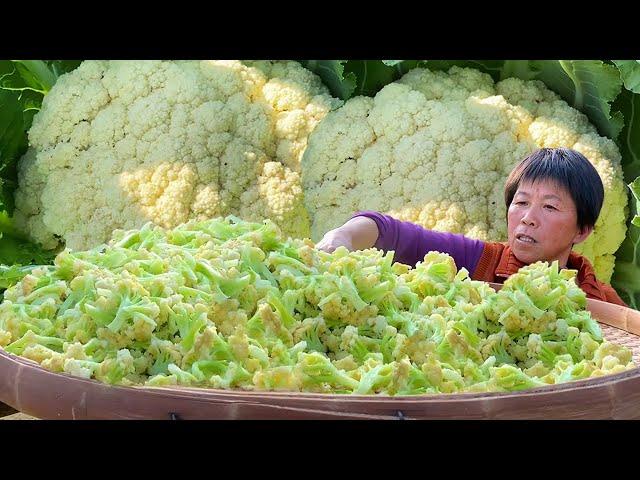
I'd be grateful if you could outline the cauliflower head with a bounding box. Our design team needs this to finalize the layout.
[14,60,341,251]
[301,66,628,282]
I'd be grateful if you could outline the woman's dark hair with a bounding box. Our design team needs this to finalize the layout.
[504,147,604,229]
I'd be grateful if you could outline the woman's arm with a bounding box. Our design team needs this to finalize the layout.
[317,211,485,273]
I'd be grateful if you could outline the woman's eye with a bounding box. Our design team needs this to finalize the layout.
[545,205,557,210]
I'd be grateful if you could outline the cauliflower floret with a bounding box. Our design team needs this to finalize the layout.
[14,60,342,251]
[301,66,628,282]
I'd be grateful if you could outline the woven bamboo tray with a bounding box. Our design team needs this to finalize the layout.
[0,293,639,420]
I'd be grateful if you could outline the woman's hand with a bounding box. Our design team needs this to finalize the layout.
[315,227,353,253]
[315,216,379,253]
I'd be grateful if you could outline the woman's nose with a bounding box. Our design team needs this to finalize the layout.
[521,213,537,226]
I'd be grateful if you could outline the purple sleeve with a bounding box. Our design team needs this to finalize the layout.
[351,211,485,274]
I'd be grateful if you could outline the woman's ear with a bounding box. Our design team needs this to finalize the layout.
[572,225,594,245]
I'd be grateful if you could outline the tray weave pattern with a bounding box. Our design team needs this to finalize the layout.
[601,323,640,365]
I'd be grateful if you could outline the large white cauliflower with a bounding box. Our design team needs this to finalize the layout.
[14,60,342,250]
[301,66,628,282]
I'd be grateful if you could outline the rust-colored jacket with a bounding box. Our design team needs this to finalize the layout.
[471,242,627,307]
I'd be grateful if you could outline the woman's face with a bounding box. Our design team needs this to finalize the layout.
[507,179,593,267]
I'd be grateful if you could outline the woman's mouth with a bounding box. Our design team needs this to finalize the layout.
[516,234,537,244]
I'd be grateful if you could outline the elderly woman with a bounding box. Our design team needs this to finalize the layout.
[316,147,626,306]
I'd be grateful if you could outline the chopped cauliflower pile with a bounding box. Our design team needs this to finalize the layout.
[0,217,633,394]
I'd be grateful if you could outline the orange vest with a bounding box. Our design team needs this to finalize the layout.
[471,242,627,307]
